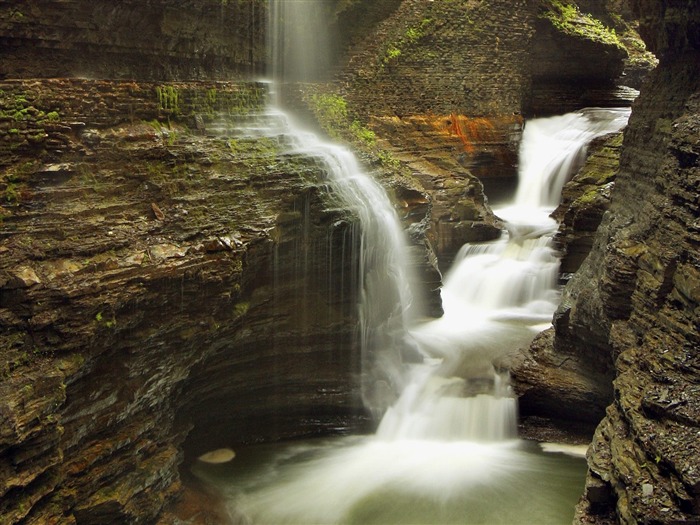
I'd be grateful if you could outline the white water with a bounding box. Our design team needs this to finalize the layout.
[377,107,630,444]
[266,0,416,416]
[268,0,332,85]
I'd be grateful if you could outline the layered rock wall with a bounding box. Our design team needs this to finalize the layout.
[0,0,267,80]
[515,1,699,522]
[0,0,671,523]
[330,0,645,266]
[0,80,367,524]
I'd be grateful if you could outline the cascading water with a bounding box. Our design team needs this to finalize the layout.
[266,0,415,416]
[191,2,633,523]
[377,107,631,445]
[195,106,630,524]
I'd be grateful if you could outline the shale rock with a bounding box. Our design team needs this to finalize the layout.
[0,0,267,80]
[334,0,645,269]
[0,79,369,524]
[553,132,625,275]
[515,1,700,522]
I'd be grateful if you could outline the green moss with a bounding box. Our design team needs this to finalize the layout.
[310,93,377,146]
[95,311,117,329]
[350,121,376,145]
[381,18,434,66]
[156,85,180,114]
[310,93,349,135]
[3,182,20,203]
[572,187,603,207]
[383,45,402,64]
[540,0,624,50]
[234,302,250,317]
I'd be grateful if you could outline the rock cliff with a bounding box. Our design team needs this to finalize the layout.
[514,1,700,522]
[0,0,267,80]
[0,0,672,523]
[331,0,651,267]
[0,79,373,524]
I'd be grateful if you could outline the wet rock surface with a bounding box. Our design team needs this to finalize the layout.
[0,79,370,524]
[0,1,673,523]
[333,0,646,269]
[515,1,700,522]
[553,132,624,275]
[0,0,267,81]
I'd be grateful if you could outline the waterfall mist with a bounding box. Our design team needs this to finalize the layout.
[268,0,334,83]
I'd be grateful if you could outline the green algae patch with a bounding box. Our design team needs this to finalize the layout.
[540,0,625,51]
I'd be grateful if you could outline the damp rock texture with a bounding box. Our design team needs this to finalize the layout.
[0,1,670,523]
[516,1,700,522]
[331,0,649,267]
[0,79,369,524]
[0,0,267,80]
[553,132,625,275]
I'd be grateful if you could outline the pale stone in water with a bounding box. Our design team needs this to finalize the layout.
[198,448,236,464]
[540,443,589,458]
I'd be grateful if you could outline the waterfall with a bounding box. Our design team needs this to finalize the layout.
[268,0,333,84]
[377,107,630,443]
[267,0,415,416]
[503,107,632,219]
[194,3,635,523]
[201,107,630,524]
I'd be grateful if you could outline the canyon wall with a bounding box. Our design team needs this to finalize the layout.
[515,1,700,522]
[329,0,650,267]
[0,0,267,80]
[0,79,374,523]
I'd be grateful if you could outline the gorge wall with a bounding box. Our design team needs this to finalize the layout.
[328,0,652,268]
[513,1,700,523]
[0,79,377,523]
[0,0,267,81]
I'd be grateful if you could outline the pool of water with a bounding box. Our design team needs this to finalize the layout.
[192,436,587,525]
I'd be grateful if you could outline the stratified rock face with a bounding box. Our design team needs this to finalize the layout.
[528,0,631,114]
[515,0,699,522]
[333,0,643,267]
[0,80,367,524]
[553,132,624,275]
[0,0,267,80]
[339,0,535,118]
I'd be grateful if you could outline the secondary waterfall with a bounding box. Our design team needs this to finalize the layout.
[377,107,630,443]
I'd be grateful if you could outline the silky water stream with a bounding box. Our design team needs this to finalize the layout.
[192,107,631,524]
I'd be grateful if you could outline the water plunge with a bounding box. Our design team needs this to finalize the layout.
[192,3,632,523]
[267,0,417,418]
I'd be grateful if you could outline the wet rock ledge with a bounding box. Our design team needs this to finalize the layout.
[0,79,370,524]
